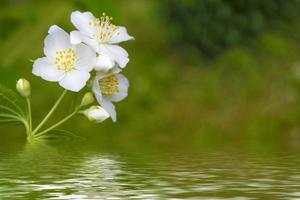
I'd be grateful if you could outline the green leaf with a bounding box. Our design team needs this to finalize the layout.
[0,84,27,126]
[36,129,85,142]
[0,119,21,125]
[0,105,22,116]
[0,84,27,116]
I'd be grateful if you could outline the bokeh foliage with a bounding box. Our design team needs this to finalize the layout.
[0,0,300,151]
[164,0,300,56]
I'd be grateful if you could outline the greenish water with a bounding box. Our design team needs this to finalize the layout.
[0,140,299,199]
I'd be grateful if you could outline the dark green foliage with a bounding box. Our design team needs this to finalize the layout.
[164,0,300,56]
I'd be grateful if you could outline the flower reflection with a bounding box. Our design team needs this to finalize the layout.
[0,143,124,199]
[1,145,300,199]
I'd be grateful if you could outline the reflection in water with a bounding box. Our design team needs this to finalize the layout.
[0,143,299,199]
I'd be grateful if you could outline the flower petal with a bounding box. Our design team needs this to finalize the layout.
[109,26,134,44]
[33,57,64,82]
[95,53,115,72]
[59,70,90,92]
[70,30,99,52]
[92,73,103,98]
[100,98,116,122]
[92,74,117,122]
[70,31,83,45]
[83,106,110,123]
[94,67,122,81]
[44,25,71,58]
[48,25,64,34]
[105,73,129,102]
[71,11,95,37]
[74,43,96,72]
[100,45,129,68]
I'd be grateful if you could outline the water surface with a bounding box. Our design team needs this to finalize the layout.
[0,141,299,199]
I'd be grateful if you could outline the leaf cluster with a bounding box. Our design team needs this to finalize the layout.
[0,84,28,127]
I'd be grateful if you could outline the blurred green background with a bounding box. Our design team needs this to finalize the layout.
[1,0,300,152]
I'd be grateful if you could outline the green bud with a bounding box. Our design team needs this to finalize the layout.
[16,78,31,97]
[80,92,94,107]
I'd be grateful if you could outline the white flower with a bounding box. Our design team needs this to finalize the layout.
[82,105,110,123]
[70,11,134,72]
[92,68,129,122]
[32,25,96,92]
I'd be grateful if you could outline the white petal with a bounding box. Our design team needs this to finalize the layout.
[74,43,96,72]
[32,57,64,82]
[92,75,104,113]
[83,106,110,123]
[100,45,129,68]
[71,11,95,37]
[92,74,103,97]
[70,31,83,45]
[91,108,110,123]
[100,98,116,122]
[95,53,115,71]
[109,26,134,44]
[105,74,129,102]
[48,25,64,34]
[94,67,122,80]
[59,70,90,92]
[109,66,122,74]
[44,25,71,58]
[82,36,99,52]
[70,30,99,52]
[92,74,117,122]
[104,44,129,57]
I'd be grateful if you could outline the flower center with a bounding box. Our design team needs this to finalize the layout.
[99,75,120,96]
[55,49,76,72]
[89,13,118,44]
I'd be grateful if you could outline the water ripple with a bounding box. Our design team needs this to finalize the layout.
[0,145,299,199]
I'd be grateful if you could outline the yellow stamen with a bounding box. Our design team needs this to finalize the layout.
[55,49,76,72]
[90,13,117,44]
[99,75,120,96]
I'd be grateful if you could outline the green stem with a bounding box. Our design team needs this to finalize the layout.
[26,97,32,134]
[32,90,67,135]
[35,108,79,137]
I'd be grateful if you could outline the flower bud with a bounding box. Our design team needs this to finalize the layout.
[82,106,110,123]
[80,92,94,107]
[16,78,31,97]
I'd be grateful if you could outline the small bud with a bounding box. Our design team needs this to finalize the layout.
[16,78,31,97]
[82,106,110,123]
[80,92,94,107]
